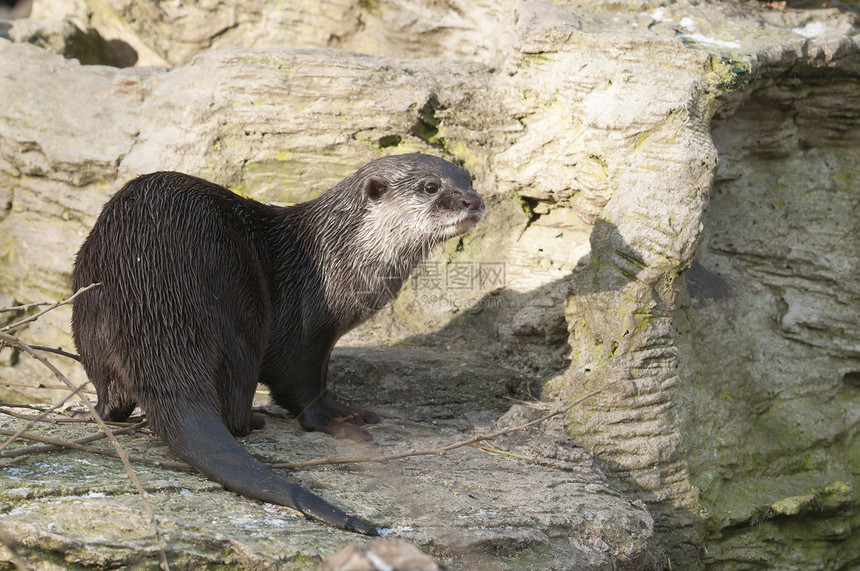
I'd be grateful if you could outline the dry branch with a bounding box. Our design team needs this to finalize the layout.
[0,420,148,459]
[0,301,49,313]
[0,426,189,471]
[0,407,132,425]
[0,283,100,334]
[270,385,608,470]
[0,379,95,394]
[27,345,80,361]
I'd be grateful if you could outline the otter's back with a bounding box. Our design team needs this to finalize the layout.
[71,172,272,405]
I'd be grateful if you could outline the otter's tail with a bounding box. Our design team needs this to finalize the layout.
[151,401,378,536]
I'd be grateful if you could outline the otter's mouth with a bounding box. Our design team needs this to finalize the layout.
[442,208,485,238]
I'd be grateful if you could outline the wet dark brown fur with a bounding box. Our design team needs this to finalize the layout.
[71,153,484,535]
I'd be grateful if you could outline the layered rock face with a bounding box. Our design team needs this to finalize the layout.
[1,0,858,568]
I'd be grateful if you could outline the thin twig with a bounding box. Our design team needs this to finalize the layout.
[0,403,57,412]
[471,443,534,460]
[0,330,171,571]
[0,283,101,334]
[28,345,80,361]
[0,377,95,454]
[0,421,148,459]
[0,427,187,471]
[500,395,546,407]
[0,301,49,313]
[270,384,610,470]
[0,407,80,423]
[0,404,135,425]
[0,379,95,394]
[0,409,133,426]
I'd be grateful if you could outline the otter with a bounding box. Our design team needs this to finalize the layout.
[71,153,485,535]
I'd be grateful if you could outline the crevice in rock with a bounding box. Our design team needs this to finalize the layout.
[843,371,860,390]
[3,19,138,67]
[410,94,444,151]
[518,196,541,228]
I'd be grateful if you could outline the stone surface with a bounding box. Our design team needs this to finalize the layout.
[0,346,652,570]
[1,0,859,569]
[319,538,444,571]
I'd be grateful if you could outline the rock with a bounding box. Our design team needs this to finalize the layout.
[319,538,443,571]
[29,0,513,68]
[0,346,652,569]
[1,0,859,569]
[0,17,137,66]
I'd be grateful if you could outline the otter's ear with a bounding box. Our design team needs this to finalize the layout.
[363,177,388,201]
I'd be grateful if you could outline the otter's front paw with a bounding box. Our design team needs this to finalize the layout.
[320,398,380,427]
[299,400,379,442]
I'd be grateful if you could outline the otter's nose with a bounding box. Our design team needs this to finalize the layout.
[462,193,484,211]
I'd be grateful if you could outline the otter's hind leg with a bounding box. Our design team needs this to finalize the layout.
[82,361,137,423]
[95,395,137,423]
[217,344,268,438]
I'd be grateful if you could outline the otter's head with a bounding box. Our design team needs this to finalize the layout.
[357,153,485,248]
[317,153,485,320]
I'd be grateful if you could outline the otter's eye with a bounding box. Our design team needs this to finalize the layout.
[423,182,439,195]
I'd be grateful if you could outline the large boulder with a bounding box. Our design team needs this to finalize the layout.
[1,0,858,568]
